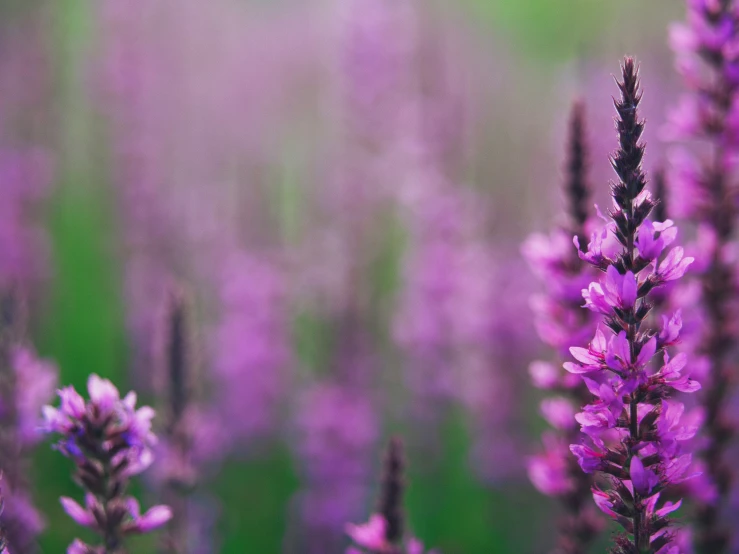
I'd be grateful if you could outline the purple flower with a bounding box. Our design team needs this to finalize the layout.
[0,20,55,293]
[210,253,290,449]
[524,100,606,552]
[43,375,170,552]
[527,434,574,496]
[665,1,739,549]
[345,514,388,552]
[123,500,173,534]
[0,338,57,553]
[151,289,217,554]
[540,398,578,431]
[292,379,378,553]
[566,59,699,553]
[635,219,677,262]
[630,456,660,496]
[60,496,96,528]
[655,247,694,284]
[569,443,606,474]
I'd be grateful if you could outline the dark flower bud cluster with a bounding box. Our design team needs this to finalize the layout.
[566,58,698,554]
[43,375,171,553]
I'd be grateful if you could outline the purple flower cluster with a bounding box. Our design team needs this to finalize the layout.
[0,345,56,553]
[0,21,54,296]
[16,0,739,552]
[393,187,467,417]
[211,253,290,448]
[152,289,205,554]
[666,1,739,550]
[291,377,378,554]
[566,59,699,553]
[43,375,171,552]
[523,102,605,553]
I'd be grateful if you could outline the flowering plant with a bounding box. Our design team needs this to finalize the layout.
[43,375,171,553]
[566,58,700,553]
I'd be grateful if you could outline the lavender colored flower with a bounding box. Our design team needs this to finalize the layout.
[0,478,8,554]
[0,19,54,295]
[152,287,215,554]
[345,438,438,554]
[12,346,57,447]
[393,186,466,417]
[0,292,57,553]
[566,59,699,553]
[0,149,52,291]
[524,101,604,554]
[210,253,290,449]
[290,374,379,554]
[0,346,55,552]
[665,1,739,550]
[43,375,171,552]
[456,243,532,483]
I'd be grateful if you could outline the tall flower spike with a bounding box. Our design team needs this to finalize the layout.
[0,290,56,554]
[377,437,405,546]
[566,100,591,249]
[567,58,698,554]
[155,287,199,554]
[43,375,172,552]
[524,100,604,554]
[290,316,379,554]
[0,476,8,554]
[666,1,739,551]
[345,438,438,554]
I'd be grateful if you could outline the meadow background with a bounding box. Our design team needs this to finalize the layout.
[0,1,687,552]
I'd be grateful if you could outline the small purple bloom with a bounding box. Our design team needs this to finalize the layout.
[60,497,95,529]
[43,375,170,551]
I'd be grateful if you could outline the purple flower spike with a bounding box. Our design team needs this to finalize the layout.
[0,294,57,554]
[524,100,605,553]
[151,288,214,554]
[566,59,699,553]
[345,438,439,554]
[666,1,739,550]
[43,375,171,552]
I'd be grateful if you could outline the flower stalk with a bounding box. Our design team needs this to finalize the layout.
[568,58,699,554]
[43,375,172,553]
[666,1,739,550]
[157,288,196,554]
[524,101,604,554]
[345,438,437,554]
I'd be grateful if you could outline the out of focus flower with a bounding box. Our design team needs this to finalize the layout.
[210,253,290,450]
[0,296,57,553]
[291,375,379,554]
[665,1,739,550]
[11,347,57,446]
[152,288,219,554]
[524,101,604,553]
[345,438,439,554]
